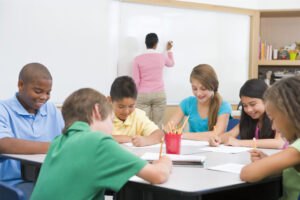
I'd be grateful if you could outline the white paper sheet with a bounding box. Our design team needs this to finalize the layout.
[207,163,245,174]
[123,143,164,148]
[201,145,252,154]
[181,140,209,147]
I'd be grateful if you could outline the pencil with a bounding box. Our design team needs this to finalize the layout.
[168,123,172,133]
[137,122,143,136]
[213,126,217,136]
[159,139,164,159]
[253,137,257,149]
[179,116,189,132]
[161,124,166,133]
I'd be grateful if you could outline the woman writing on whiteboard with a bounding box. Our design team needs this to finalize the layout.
[132,33,174,127]
[167,64,231,141]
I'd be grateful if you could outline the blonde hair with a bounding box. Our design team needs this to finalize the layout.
[190,64,222,131]
[62,88,112,134]
[264,75,300,139]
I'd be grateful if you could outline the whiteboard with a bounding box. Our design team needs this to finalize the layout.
[0,0,250,105]
[0,0,119,104]
[118,2,250,104]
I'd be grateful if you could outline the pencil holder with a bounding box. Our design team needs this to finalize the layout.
[290,52,297,60]
[165,133,181,154]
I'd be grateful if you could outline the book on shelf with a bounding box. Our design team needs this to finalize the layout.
[259,39,273,60]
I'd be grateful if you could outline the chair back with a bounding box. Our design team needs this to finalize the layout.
[227,118,240,132]
[0,181,26,200]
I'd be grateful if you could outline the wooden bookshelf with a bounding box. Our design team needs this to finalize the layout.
[258,60,300,66]
[256,9,300,79]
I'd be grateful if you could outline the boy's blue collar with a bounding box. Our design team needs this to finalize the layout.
[12,93,47,116]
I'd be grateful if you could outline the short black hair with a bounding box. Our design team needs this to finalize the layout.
[110,76,137,101]
[19,63,52,84]
[145,33,158,48]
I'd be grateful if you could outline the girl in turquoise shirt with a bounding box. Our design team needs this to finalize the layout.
[167,64,231,141]
[241,76,300,200]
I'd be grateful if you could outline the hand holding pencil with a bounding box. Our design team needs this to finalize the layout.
[132,122,144,147]
[152,155,173,173]
[248,149,268,163]
[209,134,221,147]
[132,135,145,147]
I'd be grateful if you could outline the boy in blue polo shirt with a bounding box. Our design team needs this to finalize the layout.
[0,63,64,198]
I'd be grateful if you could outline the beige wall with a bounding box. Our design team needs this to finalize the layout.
[260,17,300,49]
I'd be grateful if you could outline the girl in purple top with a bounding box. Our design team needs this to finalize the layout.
[210,79,287,149]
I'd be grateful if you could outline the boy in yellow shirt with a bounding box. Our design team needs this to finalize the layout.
[108,76,164,147]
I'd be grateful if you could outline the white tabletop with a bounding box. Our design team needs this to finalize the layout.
[123,142,280,193]
[1,153,46,164]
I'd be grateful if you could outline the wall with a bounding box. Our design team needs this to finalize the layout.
[0,0,120,104]
[261,17,300,49]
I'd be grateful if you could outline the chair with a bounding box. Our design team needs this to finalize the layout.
[226,118,240,132]
[0,181,26,200]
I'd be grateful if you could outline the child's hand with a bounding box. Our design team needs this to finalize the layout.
[131,135,146,147]
[153,155,173,172]
[224,137,240,147]
[249,149,268,162]
[209,135,221,147]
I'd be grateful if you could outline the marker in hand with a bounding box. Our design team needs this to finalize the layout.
[167,41,173,50]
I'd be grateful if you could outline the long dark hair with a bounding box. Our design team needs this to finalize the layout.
[239,79,274,139]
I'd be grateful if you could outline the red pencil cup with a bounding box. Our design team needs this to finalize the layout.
[164,133,182,154]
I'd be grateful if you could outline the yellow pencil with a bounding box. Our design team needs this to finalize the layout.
[161,124,166,133]
[159,139,164,159]
[253,137,257,149]
[137,122,143,135]
[170,121,174,132]
[213,126,217,136]
[179,116,189,132]
[168,123,172,133]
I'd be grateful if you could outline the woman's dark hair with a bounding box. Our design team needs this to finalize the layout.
[239,79,274,139]
[145,33,158,48]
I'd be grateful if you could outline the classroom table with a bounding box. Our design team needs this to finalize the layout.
[117,142,282,200]
[0,141,282,200]
[0,154,45,182]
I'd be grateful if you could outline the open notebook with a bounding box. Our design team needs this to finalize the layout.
[141,152,206,166]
